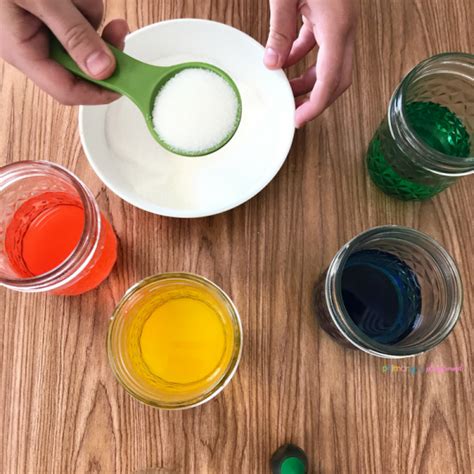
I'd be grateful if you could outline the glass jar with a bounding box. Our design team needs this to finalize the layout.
[108,273,243,409]
[314,226,462,358]
[367,53,474,200]
[0,161,117,295]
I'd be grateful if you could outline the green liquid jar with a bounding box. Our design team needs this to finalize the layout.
[367,53,474,200]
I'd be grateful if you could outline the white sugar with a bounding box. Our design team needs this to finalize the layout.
[152,68,239,153]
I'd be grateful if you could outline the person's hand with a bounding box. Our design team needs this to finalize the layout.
[0,0,129,105]
[265,0,357,127]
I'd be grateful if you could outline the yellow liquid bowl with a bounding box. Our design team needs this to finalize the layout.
[107,273,242,409]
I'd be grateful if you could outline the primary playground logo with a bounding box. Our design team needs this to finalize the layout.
[382,364,464,375]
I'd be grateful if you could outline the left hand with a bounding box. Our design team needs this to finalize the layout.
[265,0,357,127]
[0,0,129,105]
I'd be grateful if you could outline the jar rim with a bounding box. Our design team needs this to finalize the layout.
[324,225,463,358]
[107,272,243,409]
[388,52,474,176]
[0,160,101,292]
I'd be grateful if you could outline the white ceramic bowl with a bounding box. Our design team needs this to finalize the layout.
[79,19,295,218]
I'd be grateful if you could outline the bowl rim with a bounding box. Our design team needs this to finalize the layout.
[79,18,295,218]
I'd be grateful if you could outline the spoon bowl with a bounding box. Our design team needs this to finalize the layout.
[50,38,242,156]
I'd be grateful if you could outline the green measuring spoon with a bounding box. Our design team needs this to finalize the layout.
[50,38,242,157]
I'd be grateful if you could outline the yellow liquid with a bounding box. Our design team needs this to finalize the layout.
[140,297,227,384]
[121,278,238,404]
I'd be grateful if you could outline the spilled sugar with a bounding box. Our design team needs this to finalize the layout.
[152,68,239,153]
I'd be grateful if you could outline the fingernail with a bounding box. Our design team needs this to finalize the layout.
[264,48,279,68]
[86,51,112,76]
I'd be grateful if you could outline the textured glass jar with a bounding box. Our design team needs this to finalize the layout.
[367,53,474,200]
[314,226,462,358]
[0,161,117,295]
[108,273,243,409]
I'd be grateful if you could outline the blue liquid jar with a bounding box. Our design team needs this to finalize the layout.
[314,226,462,358]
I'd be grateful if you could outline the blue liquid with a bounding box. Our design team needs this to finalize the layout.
[341,250,421,345]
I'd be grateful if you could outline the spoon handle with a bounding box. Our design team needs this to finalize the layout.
[49,37,166,112]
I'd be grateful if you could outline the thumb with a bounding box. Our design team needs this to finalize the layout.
[40,0,115,79]
[264,0,298,69]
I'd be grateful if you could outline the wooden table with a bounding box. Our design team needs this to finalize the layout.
[1,1,472,472]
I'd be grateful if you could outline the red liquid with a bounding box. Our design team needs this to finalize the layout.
[5,192,117,295]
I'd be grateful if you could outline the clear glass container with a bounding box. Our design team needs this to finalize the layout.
[0,161,117,295]
[367,53,474,200]
[108,273,243,409]
[314,226,462,358]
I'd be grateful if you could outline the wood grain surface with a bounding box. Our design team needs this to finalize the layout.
[0,0,473,473]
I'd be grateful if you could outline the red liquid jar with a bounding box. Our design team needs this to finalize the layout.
[0,161,117,295]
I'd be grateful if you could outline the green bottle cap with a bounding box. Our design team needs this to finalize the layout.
[281,457,306,474]
[271,444,308,474]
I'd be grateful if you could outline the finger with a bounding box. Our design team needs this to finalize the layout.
[23,57,119,105]
[295,33,348,127]
[264,0,298,69]
[325,42,354,109]
[73,0,104,29]
[290,64,316,96]
[37,0,115,79]
[295,53,352,127]
[295,95,307,107]
[285,22,316,67]
[102,19,129,50]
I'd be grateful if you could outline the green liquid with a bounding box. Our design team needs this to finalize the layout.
[367,101,471,200]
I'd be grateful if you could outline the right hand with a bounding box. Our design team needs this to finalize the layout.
[264,0,357,127]
[0,0,129,105]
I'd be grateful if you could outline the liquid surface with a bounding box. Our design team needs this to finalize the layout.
[5,192,117,295]
[123,282,237,402]
[152,68,239,153]
[367,101,471,200]
[406,101,470,156]
[140,297,226,384]
[341,249,421,345]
